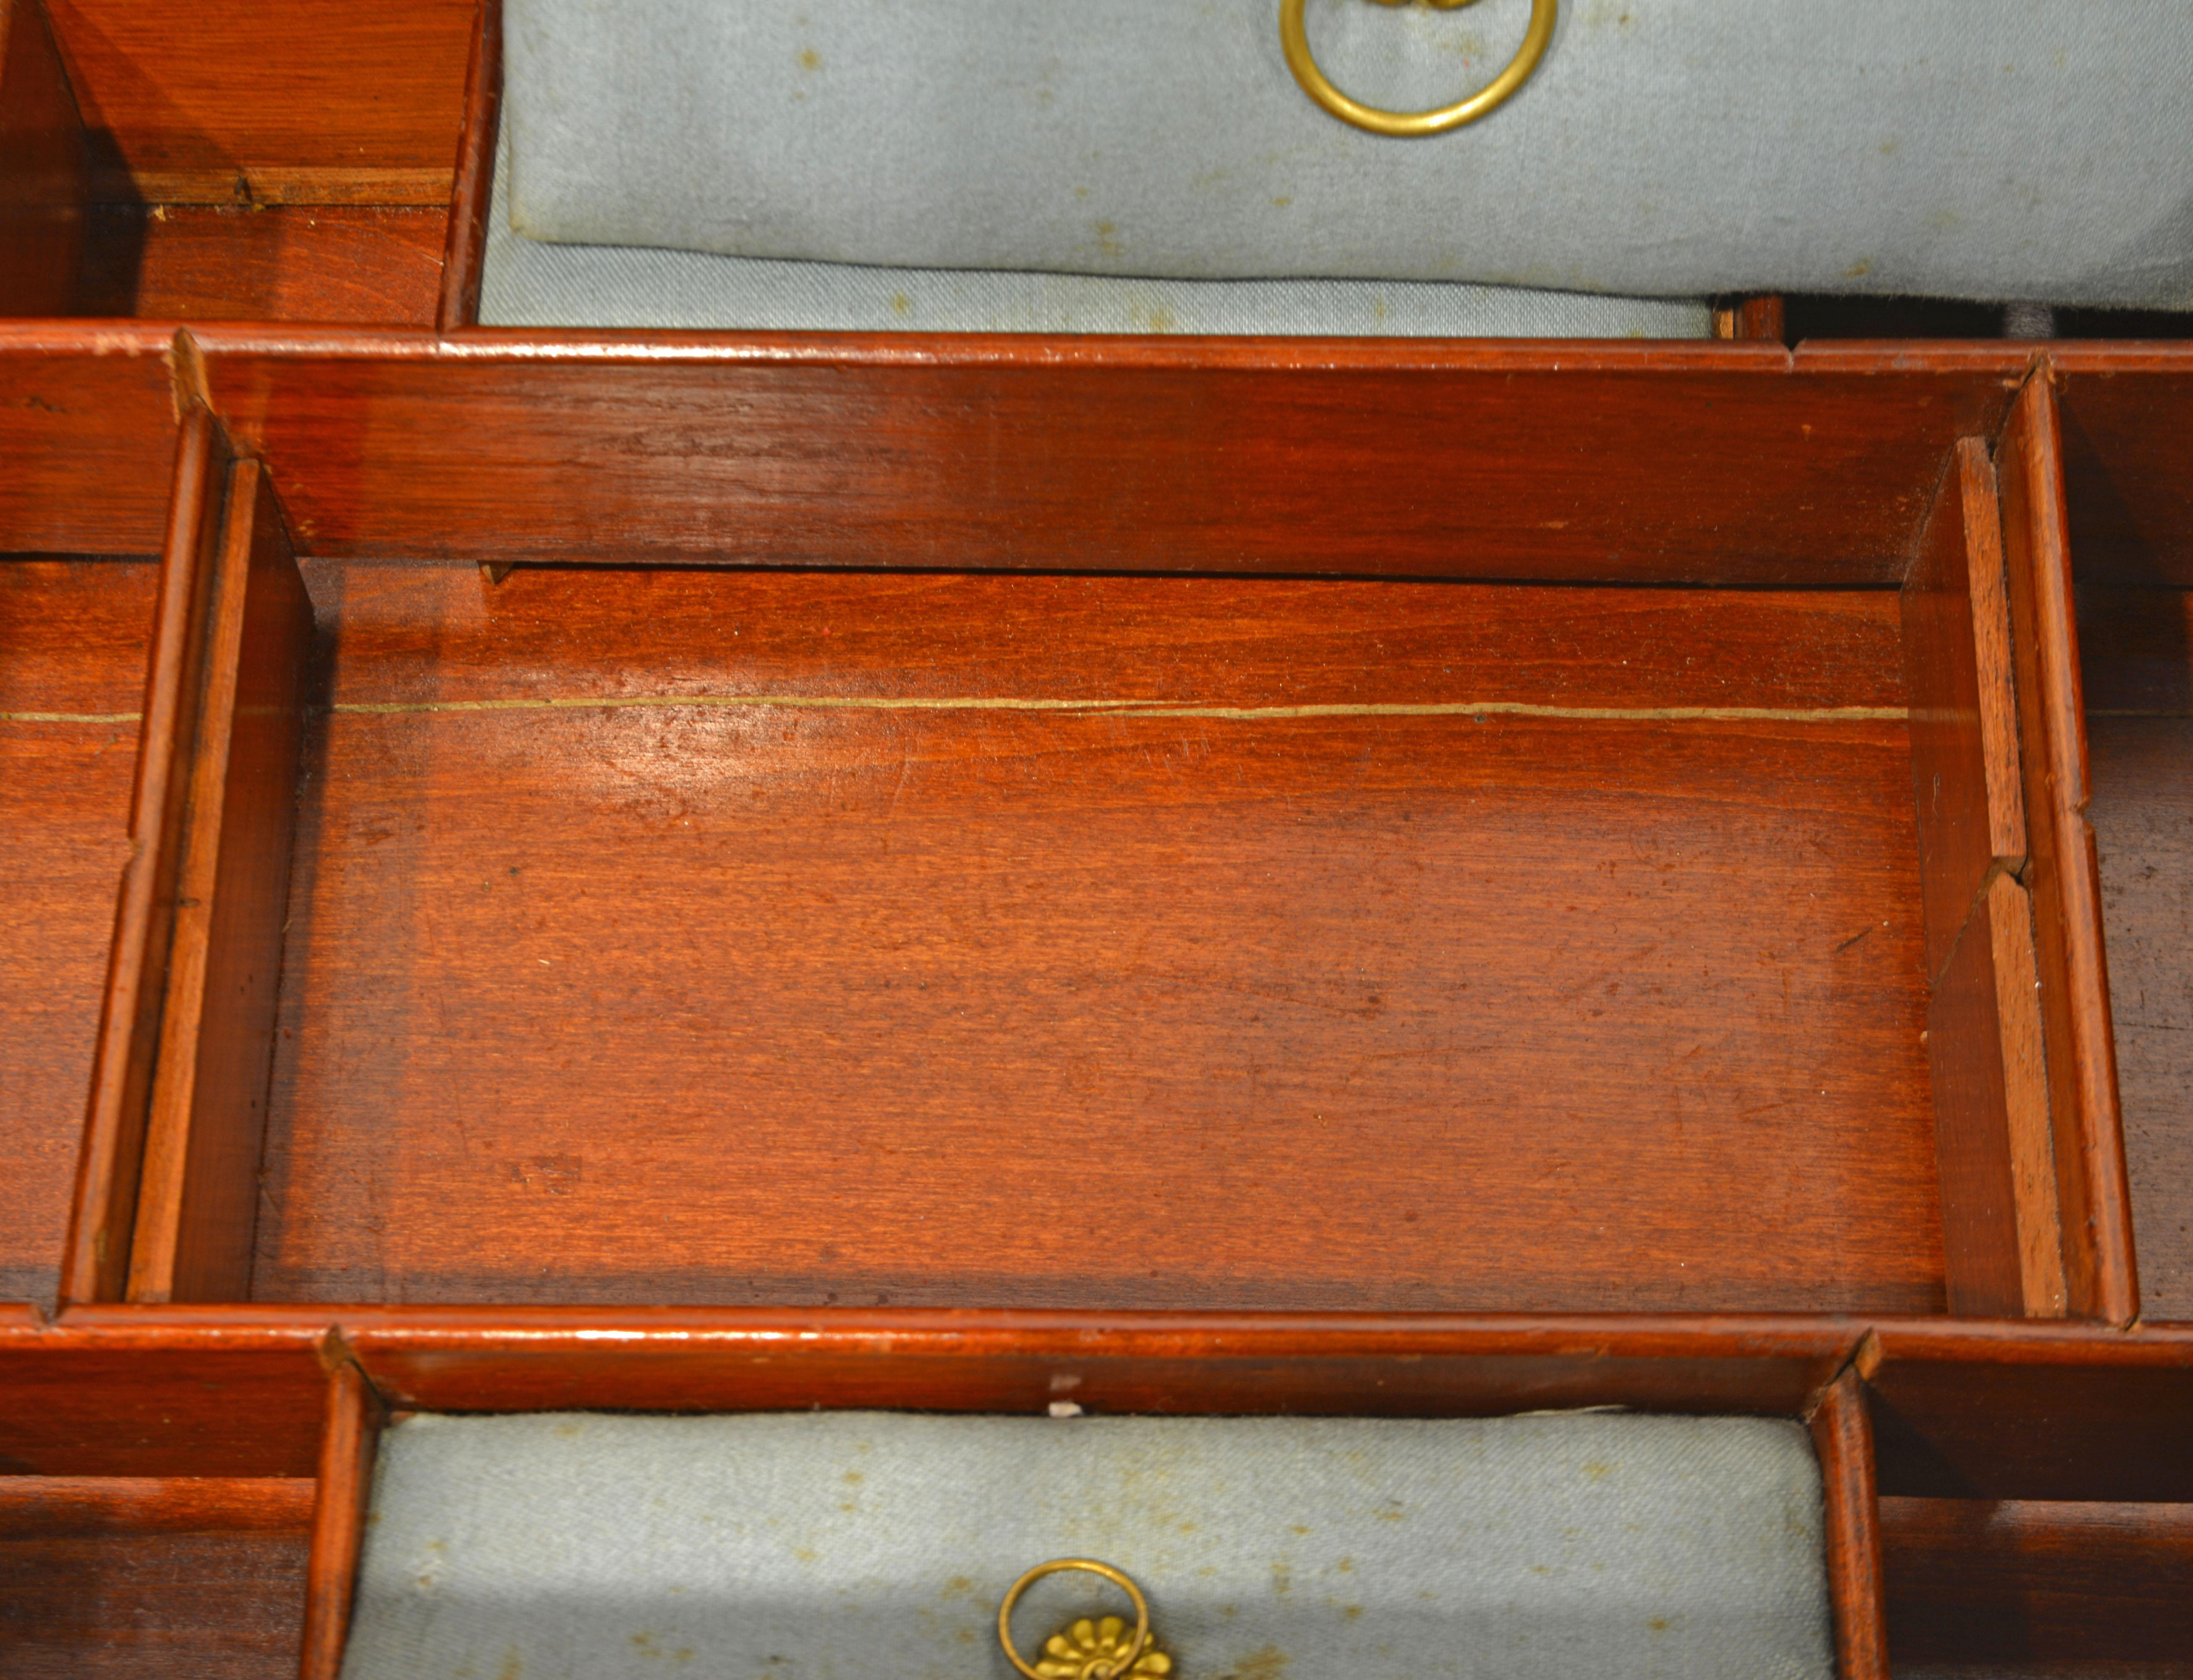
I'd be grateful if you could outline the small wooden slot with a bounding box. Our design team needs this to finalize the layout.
[129,459,314,1304]
[61,406,233,1306]
[299,1360,384,1680]
[1997,375,2138,1325]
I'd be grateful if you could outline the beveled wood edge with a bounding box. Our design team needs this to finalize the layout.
[1810,1371,1890,1680]
[299,1357,386,1680]
[1998,374,2138,1326]
[58,404,232,1305]
[435,0,502,336]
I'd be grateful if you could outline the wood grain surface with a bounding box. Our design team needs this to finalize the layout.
[436,0,499,333]
[1997,377,2137,1326]
[193,335,2023,580]
[0,0,88,316]
[1882,1496,2193,1670]
[2056,352,2193,588]
[76,205,444,324]
[42,0,474,205]
[299,1361,381,1680]
[243,564,1945,1311]
[1811,1371,1889,1680]
[2080,585,2193,1323]
[0,559,155,1309]
[0,331,180,555]
[130,463,314,1303]
[0,1478,310,1679]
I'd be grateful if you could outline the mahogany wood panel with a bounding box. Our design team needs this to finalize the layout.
[1882,1497,2193,1671]
[0,0,87,315]
[192,335,2025,580]
[42,0,474,205]
[2079,585,2193,1323]
[0,1481,310,1679]
[0,329,180,554]
[1996,376,2136,1326]
[437,0,499,333]
[62,408,230,1305]
[1903,439,2062,1318]
[76,205,444,324]
[299,1361,382,1680]
[1812,1371,1889,1680]
[2054,352,2193,588]
[131,463,314,1303]
[0,1317,326,1477]
[0,559,153,1309]
[1866,1320,2193,1503]
[249,566,1942,1312]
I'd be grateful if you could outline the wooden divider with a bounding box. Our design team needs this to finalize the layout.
[128,457,314,1303]
[436,0,501,335]
[1811,1370,1890,1680]
[62,404,233,1305]
[300,1357,386,1680]
[1996,375,2138,1326]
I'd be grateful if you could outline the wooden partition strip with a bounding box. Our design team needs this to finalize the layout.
[1811,1370,1889,1680]
[0,328,184,553]
[129,459,313,1303]
[299,1358,385,1680]
[1996,375,2138,1325]
[60,406,231,1306]
[436,0,502,334]
[0,0,88,314]
[1904,437,2064,1317]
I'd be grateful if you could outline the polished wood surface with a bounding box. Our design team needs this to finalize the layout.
[2056,350,2193,588]
[1882,1496,2193,1671]
[0,559,153,1309]
[76,205,444,325]
[0,331,179,554]
[298,1361,381,1680]
[1812,1371,1889,1680]
[1996,376,2137,1327]
[195,335,2025,578]
[2080,584,2193,1323]
[245,565,1941,1311]
[129,462,313,1303]
[436,0,500,334]
[0,0,87,316]
[42,0,474,205]
[0,1476,311,1680]
[62,409,231,1307]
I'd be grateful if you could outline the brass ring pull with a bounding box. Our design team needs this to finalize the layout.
[998,1558,1169,1680]
[1281,0,1558,137]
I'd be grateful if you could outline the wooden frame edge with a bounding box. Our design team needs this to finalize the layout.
[299,1355,387,1680]
[436,0,503,335]
[1811,1370,1890,1680]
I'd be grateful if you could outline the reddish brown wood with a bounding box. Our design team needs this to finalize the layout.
[2079,585,2193,1323]
[1996,374,2138,1326]
[436,0,501,334]
[130,462,313,1303]
[2054,349,2193,587]
[42,0,474,205]
[1882,1496,2193,1669]
[61,407,232,1305]
[0,330,180,554]
[0,0,88,315]
[75,205,445,324]
[1866,1319,2193,1502]
[192,333,2024,580]
[299,1359,381,1680]
[0,1316,327,1477]
[1739,295,1788,344]
[246,565,1941,1313]
[0,1478,310,1679]
[0,559,155,1310]
[1810,1371,1888,1680]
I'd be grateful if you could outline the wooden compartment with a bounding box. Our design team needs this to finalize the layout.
[0,0,483,326]
[2055,354,2193,1326]
[67,338,2117,1322]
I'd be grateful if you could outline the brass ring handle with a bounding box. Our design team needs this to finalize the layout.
[1280,0,1558,137]
[998,1559,1154,1680]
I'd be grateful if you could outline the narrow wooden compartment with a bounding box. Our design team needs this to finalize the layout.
[1,0,481,326]
[92,341,2117,1319]
[2057,354,2193,1323]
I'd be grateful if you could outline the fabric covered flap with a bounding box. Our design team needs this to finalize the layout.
[503,0,2193,308]
[339,1410,1833,1680]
